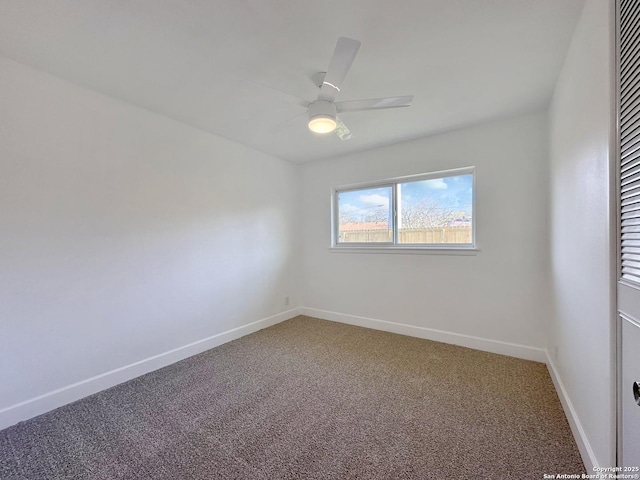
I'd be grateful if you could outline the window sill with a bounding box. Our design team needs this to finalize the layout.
[329,246,479,255]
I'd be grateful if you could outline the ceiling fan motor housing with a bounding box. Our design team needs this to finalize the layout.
[308,100,337,121]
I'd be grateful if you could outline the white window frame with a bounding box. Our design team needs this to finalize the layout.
[331,166,477,254]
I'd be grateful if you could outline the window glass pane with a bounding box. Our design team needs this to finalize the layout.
[337,186,392,243]
[397,174,473,244]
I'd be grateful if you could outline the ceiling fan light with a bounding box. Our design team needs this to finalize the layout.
[308,115,337,133]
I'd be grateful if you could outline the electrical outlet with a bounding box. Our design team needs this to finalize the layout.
[285,296,290,306]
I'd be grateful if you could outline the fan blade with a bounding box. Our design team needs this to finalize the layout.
[268,112,307,133]
[335,95,413,113]
[247,81,309,108]
[335,117,353,141]
[318,37,361,102]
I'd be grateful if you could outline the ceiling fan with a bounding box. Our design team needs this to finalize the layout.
[271,37,413,140]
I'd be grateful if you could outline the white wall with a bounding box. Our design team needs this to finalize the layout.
[548,0,614,469]
[0,57,299,427]
[299,112,551,357]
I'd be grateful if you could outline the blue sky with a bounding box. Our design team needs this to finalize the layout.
[338,174,473,222]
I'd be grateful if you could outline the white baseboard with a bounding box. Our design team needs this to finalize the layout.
[299,307,547,363]
[0,308,300,431]
[545,351,598,472]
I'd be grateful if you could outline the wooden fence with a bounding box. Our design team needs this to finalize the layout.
[339,226,472,244]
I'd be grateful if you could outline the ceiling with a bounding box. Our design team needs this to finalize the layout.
[0,0,585,163]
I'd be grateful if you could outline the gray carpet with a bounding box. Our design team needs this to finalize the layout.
[0,315,585,479]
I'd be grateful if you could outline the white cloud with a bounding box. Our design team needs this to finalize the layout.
[421,178,448,190]
[340,203,360,213]
[359,193,390,208]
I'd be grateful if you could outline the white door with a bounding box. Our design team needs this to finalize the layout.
[617,0,640,468]
[618,289,640,467]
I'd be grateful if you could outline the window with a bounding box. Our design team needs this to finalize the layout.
[333,167,475,250]
[336,186,393,243]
